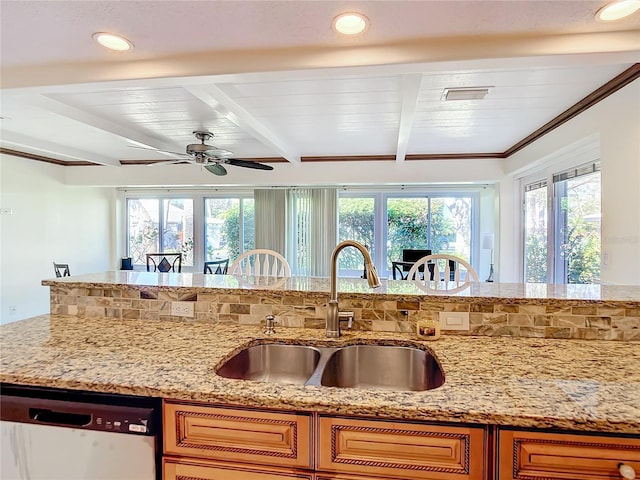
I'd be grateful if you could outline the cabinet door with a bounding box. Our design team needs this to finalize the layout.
[164,401,313,469]
[497,428,640,480]
[317,416,487,480]
[164,457,313,480]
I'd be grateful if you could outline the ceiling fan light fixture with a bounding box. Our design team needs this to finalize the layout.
[596,0,640,21]
[333,12,369,35]
[443,87,491,101]
[92,32,134,51]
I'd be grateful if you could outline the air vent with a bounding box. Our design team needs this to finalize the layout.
[442,87,491,101]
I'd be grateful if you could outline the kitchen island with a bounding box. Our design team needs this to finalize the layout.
[4,272,640,479]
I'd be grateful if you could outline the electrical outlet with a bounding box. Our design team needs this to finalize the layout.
[439,311,470,331]
[171,301,194,317]
[8,305,17,316]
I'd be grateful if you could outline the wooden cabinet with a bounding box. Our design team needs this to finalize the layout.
[163,401,313,469]
[317,415,487,480]
[497,428,640,480]
[164,457,312,480]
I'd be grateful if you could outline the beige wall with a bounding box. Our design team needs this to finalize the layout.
[0,154,115,324]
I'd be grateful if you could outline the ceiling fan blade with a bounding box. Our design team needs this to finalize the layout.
[205,164,228,176]
[226,158,274,170]
[128,146,189,157]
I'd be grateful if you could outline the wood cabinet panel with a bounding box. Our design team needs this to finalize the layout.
[317,416,486,480]
[164,457,313,480]
[497,428,640,480]
[163,401,313,469]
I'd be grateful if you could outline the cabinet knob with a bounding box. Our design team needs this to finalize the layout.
[619,463,637,480]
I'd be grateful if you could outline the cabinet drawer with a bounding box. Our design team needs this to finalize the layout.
[163,457,313,480]
[317,416,486,480]
[164,401,313,469]
[497,428,640,480]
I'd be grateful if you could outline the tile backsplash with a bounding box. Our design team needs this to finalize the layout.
[49,285,640,341]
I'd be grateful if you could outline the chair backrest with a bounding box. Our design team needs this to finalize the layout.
[146,253,182,273]
[204,258,229,274]
[407,254,478,291]
[229,249,291,277]
[53,262,70,277]
[402,249,431,266]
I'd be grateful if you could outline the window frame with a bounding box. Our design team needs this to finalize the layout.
[338,188,480,278]
[120,189,254,272]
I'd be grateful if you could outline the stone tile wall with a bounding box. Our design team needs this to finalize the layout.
[50,286,640,341]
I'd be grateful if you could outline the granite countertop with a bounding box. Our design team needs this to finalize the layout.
[2,314,639,434]
[43,271,640,303]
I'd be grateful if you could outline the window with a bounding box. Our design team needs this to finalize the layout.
[337,196,375,276]
[523,181,548,283]
[521,162,601,284]
[127,198,194,266]
[339,191,477,278]
[204,197,254,262]
[553,165,601,284]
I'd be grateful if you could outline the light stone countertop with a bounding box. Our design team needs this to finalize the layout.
[42,271,640,303]
[1,314,639,434]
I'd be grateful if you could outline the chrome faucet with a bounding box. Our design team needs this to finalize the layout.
[327,240,381,337]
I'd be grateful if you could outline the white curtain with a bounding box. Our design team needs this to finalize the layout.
[286,188,337,276]
[254,189,286,254]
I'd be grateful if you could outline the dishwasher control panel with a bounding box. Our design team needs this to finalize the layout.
[1,394,155,435]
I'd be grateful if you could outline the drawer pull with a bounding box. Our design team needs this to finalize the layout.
[619,462,637,480]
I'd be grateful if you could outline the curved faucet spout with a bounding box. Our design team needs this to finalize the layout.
[327,240,381,337]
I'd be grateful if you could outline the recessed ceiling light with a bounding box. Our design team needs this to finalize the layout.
[596,0,640,21]
[443,87,491,101]
[333,12,369,35]
[92,32,134,52]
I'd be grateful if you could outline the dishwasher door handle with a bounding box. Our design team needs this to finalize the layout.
[30,408,92,427]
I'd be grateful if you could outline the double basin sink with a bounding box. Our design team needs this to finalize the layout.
[216,343,445,392]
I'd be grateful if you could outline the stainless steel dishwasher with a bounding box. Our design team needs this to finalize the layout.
[0,384,160,480]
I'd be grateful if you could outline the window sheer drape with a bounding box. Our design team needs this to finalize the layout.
[254,189,286,254]
[254,188,337,276]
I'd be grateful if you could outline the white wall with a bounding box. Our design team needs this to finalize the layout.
[0,154,115,324]
[504,79,640,284]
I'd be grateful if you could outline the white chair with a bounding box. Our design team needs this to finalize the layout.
[407,254,478,292]
[229,249,291,278]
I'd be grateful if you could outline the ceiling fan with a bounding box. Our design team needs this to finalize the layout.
[133,130,274,176]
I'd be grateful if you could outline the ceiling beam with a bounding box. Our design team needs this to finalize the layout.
[396,74,423,163]
[29,94,183,155]
[0,131,120,167]
[185,85,301,164]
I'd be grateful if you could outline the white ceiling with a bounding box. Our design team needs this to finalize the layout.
[0,1,639,173]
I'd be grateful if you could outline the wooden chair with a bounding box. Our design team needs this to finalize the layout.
[146,253,182,273]
[53,262,70,277]
[204,258,229,274]
[407,254,478,292]
[229,249,291,277]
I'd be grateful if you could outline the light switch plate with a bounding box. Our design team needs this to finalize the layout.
[438,311,470,331]
[171,301,194,317]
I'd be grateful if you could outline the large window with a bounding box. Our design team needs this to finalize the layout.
[338,191,476,278]
[521,162,601,284]
[127,198,194,266]
[125,192,254,271]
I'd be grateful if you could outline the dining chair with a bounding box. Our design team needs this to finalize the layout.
[53,262,70,277]
[146,253,182,273]
[203,258,229,274]
[407,254,478,291]
[229,249,291,277]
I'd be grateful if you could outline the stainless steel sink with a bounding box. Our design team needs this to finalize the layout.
[217,342,445,392]
[216,344,321,385]
[319,345,444,391]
